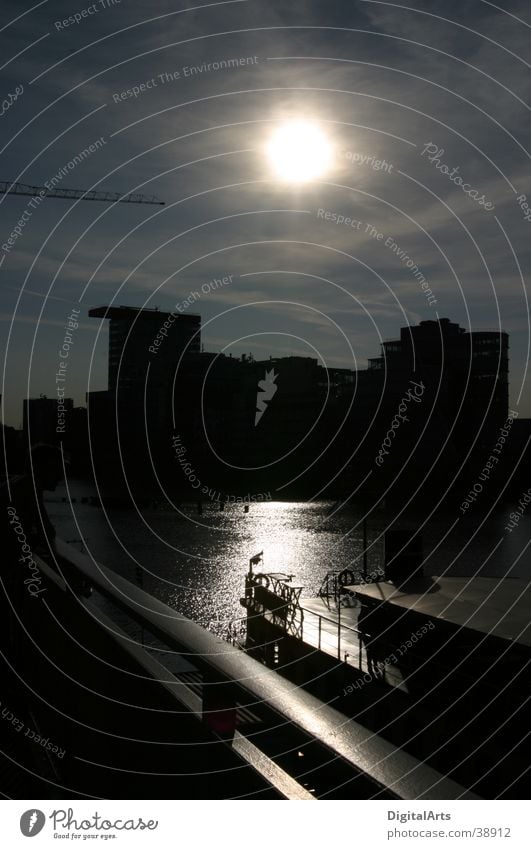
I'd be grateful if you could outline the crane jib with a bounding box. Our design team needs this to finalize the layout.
[0,180,164,205]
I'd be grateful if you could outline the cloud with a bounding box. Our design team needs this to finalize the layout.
[1,0,530,425]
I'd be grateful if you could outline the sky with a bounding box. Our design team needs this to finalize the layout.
[1,0,530,426]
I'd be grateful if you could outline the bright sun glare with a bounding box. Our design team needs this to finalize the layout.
[266,121,333,183]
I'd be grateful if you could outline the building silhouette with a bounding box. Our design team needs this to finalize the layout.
[88,305,201,392]
[21,397,90,475]
[87,306,201,494]
[23,395,74,445]
[341,318,510,504]
[82,308,516,502]
[367,318,508,434]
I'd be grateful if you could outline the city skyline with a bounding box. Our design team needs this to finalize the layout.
[11,308,513,411]
[16,311,521,510]
[0,303,520,427]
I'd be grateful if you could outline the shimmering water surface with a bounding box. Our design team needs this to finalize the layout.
[48,482,530,636]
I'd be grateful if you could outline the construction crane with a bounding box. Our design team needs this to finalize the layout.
[0,180,164,205]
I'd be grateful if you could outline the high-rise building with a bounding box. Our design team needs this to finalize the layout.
[344,318,510,503]
[88,306,201,490]
[88,305,201,392]
[368,318,509,428]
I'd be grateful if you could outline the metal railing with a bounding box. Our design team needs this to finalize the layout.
[300,604,365,667]
[25,539,476,799]
[245,571,367,667]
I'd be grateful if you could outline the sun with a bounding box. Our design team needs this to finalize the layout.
[266,120,333,183]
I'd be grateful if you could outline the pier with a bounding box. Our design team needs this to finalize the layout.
[241,562,530,798]
[0,540,472,800]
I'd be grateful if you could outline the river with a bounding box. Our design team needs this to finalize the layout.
[46,480,530,638]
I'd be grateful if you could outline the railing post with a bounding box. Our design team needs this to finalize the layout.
[318,615,321,650]
[337,593,342,659]
[363,516,368,581]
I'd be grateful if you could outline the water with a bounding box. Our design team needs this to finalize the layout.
[47,481,531,637]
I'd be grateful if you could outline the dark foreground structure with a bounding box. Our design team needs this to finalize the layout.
[242,549,530,798]
[0,538,473,800]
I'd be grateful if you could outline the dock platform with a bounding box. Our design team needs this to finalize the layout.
[299,597,408,691]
